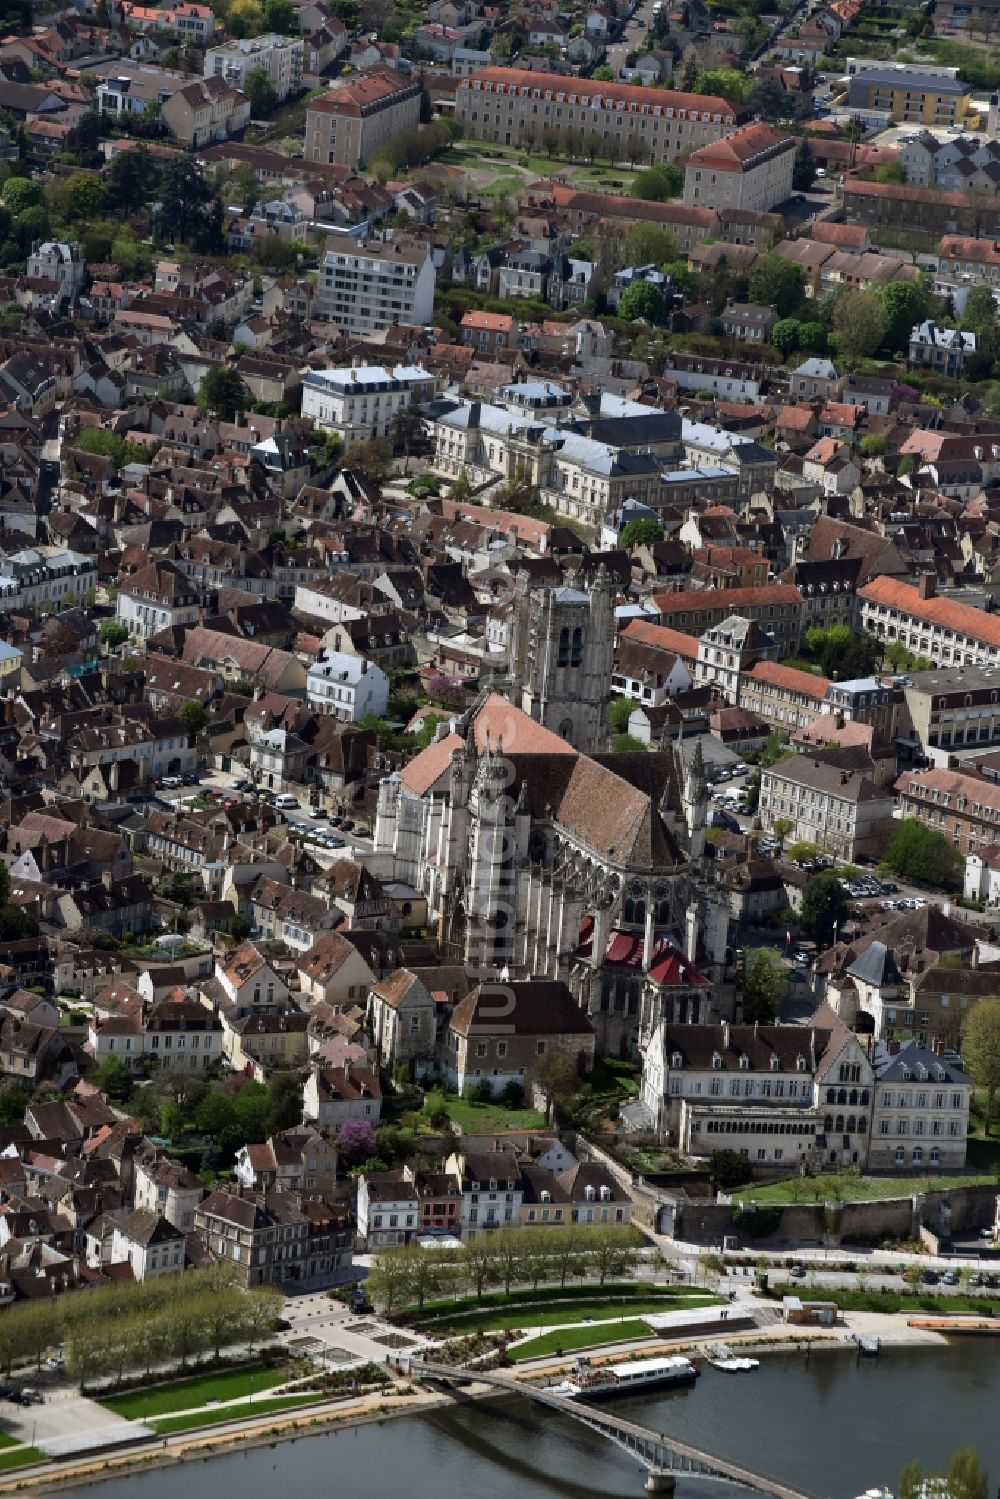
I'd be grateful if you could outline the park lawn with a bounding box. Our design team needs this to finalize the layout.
[0,1446,44,1473]
[0,1433,20,1450]
[435,1095,546,1133]
[425,1293,722,1336]
[769,1284,1000,1317]
[149,1392,328,1436]
[510,1320,655,1362]
[738,1171,1000,1204]
[102,1365,293,1421]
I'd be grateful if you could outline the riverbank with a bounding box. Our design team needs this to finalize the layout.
[0,1310,956,1498]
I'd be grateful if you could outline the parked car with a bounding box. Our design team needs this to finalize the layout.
[942,1270,960,1286]
[921,1268,939,1285]
[788,1265,807,1279]
[310,807,328,820]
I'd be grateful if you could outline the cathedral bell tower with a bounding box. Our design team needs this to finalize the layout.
[506,565,614,754]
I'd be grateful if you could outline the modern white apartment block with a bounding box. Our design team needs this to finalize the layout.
[315,236,436,335]
[204,34,304,102]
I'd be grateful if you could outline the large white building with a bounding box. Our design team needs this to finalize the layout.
[300,364,435,447]
[316,236,436,335]
[307,650,389,722]
[859,575,1000,668]
[204,33,303,102]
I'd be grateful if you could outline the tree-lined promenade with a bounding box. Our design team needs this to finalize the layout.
[1,1266,282,1391]
[367,1225,648,1316]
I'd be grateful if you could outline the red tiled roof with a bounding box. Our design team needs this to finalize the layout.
[619,617,700,661]
[860,576,1000,648]
[308,65,415,117]
[748,660,830,699]
[653,584,801,615]
[460,65,737,117]
[687,121,793,171]
[461,310,513,331]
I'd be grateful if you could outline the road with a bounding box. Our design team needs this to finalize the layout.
[606,0,656,81]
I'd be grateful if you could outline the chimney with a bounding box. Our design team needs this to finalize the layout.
[918,573,936,601]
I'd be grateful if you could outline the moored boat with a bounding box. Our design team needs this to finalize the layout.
[549,1354,699,1401]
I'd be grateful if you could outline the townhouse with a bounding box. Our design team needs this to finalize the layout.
[653,585,804,652]
[870,1043,971,1172]
[895,765,1000,857]
[758,753,894,860]
[299,364,435,447]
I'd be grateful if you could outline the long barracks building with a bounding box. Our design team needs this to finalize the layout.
[454,66,743,165]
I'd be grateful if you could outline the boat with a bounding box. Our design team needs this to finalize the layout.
[548,1355,700,1401]
[707,1342,759,1371]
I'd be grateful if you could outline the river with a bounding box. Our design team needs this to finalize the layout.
[67,1341,1000,1499]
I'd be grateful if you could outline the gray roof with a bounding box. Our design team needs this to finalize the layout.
[878,1041,969,1085]
[847,940,901,989]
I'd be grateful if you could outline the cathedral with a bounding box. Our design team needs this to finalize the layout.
[373,680,730,1059]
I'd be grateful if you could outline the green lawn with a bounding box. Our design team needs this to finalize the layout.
[0,1434,20,1451]
[0,1446,44,1473]
[768,1284,1000,1316]
[510,1320,655,1362]
[423,1292,721,1337]
[102,1365,293,1421]
[738,1171,1000,1204]
[149,1392,326,1436]
[428,1094,546,1133]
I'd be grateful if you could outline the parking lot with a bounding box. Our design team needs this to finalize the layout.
[157,769,375,865]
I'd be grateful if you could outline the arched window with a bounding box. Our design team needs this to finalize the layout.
[835,1114,844,1132]
[846,1115,856,1133]
[849,1088,858,1106]
[858,1117,867,1134]
[557,627,569,667]
[826,1088,835,1104]
[570,626,583,666]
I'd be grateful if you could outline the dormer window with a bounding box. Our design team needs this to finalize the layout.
[796,1055,807,1072]
[671,1051,683,1069]
[739,1054,749,1070]
[540,1189,551,1203]
[712,1052,723,1070]
[770,1054,780,1071]
[489,1178,497,1191]
[600,1185,612,1201]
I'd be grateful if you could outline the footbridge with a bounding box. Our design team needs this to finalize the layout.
[408,1359,816,1498]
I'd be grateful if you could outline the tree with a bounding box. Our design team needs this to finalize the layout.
[264,1070,302,1134]
[742,946,788,1024]
[750,75,792,121]
[749,254,806,318]
[96,1054,134,1104]
[612,733,648,753]
[1,176,38,215]
[875,161,906,185]
[197,366,248,421]
[620,518,664,549]
[882,819,963,891]
[107,143,158,214]
[388,404,430,462]
[99,620,129,649]
[460,1237,500,1299]
[157,155,215,245]
[963,1002,1000,1136]
[338,1118,377,1162]
[771,817,794,849]
[623,223,678,267]
[229,0,265,33]
[800,870,853,949]
[881,278,929,352]
[591,1225,641,1284]
[962,284,1000,337]
[609,696,634,734]
[243,66,277,115]
[945,1448,989,1499]
[694,68,751,102]
[631,164,683,201]
[177,699,209,745]
[55,170,106,222]
[771,318,801,356]
[860,433,887,459]
[833,290,889,360]
[350,437,394,482]
[263,0,296,28]
[792,140,816,192]
[618,280,668,324]
[710,1149,754,1192]
[534,1054,580,1124]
